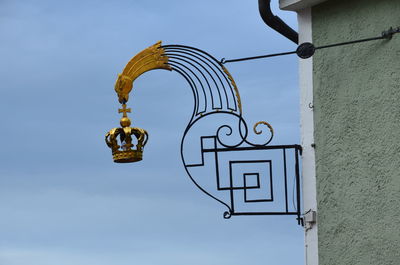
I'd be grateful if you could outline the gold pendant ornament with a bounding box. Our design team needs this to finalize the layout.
[114,41,172,104]
[105,104,148,163]
[105,41,170,163]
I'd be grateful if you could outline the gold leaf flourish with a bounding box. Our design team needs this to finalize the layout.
[253,121,274,136]
[115,41,172,104]
[222,65,242,113]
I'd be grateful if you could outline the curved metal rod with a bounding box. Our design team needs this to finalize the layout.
[168,62,199,123]
[164,47,235,112]
[166,53,221,110]
[165,51,224,111]
[162,44,223,65]
[239,119,274,147]
[168,59,207,115]
[168,62,201,116]
[182,110,248,150]
[163,45,239,113]
[168,57,211,114]
[180,115,233,217]
[180,148,233,218]
[215,112,249,148]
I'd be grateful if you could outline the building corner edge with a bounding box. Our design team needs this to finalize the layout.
[298,7,319,265]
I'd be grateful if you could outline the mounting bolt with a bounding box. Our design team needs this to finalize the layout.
[382,27,397,39]
[296,42,316,59]
[303,210,317,231]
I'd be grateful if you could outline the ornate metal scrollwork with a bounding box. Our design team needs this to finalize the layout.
[108,41,303,225]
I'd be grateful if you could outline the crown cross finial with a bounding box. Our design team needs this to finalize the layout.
[118,104,131,117]
[106,102,148,163]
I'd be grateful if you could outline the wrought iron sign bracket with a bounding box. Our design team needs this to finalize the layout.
[106,41,305,225]
[221,26,400,63]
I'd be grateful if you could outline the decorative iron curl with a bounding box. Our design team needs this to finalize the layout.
[223,211,232,219]
[248,121,274,146]
[211,112,274,149]
[254,121,274,135]
[214,113,274,148]
[215,112,248,148]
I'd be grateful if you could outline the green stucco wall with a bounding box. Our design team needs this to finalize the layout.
[312,0,400,264]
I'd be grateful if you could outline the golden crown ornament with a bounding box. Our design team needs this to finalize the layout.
[105,104,148,163]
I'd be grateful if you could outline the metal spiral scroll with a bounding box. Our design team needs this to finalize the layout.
[158,44,275,218]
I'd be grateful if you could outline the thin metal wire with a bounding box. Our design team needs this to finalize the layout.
[315,35,385,50]
[222,50,297,64]
[222,26,400,64]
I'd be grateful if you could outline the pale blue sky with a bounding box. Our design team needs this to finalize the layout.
[0,1,302,264]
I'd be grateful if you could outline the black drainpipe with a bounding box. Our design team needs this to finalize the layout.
[258,0,299,44]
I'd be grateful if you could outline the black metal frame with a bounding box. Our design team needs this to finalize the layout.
[192,138,302,224]
[160,45,303,224]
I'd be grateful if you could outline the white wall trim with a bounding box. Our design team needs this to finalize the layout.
[297,8,319,265]
[280,0,327,11]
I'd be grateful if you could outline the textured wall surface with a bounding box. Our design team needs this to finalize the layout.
[312,0,400,264]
